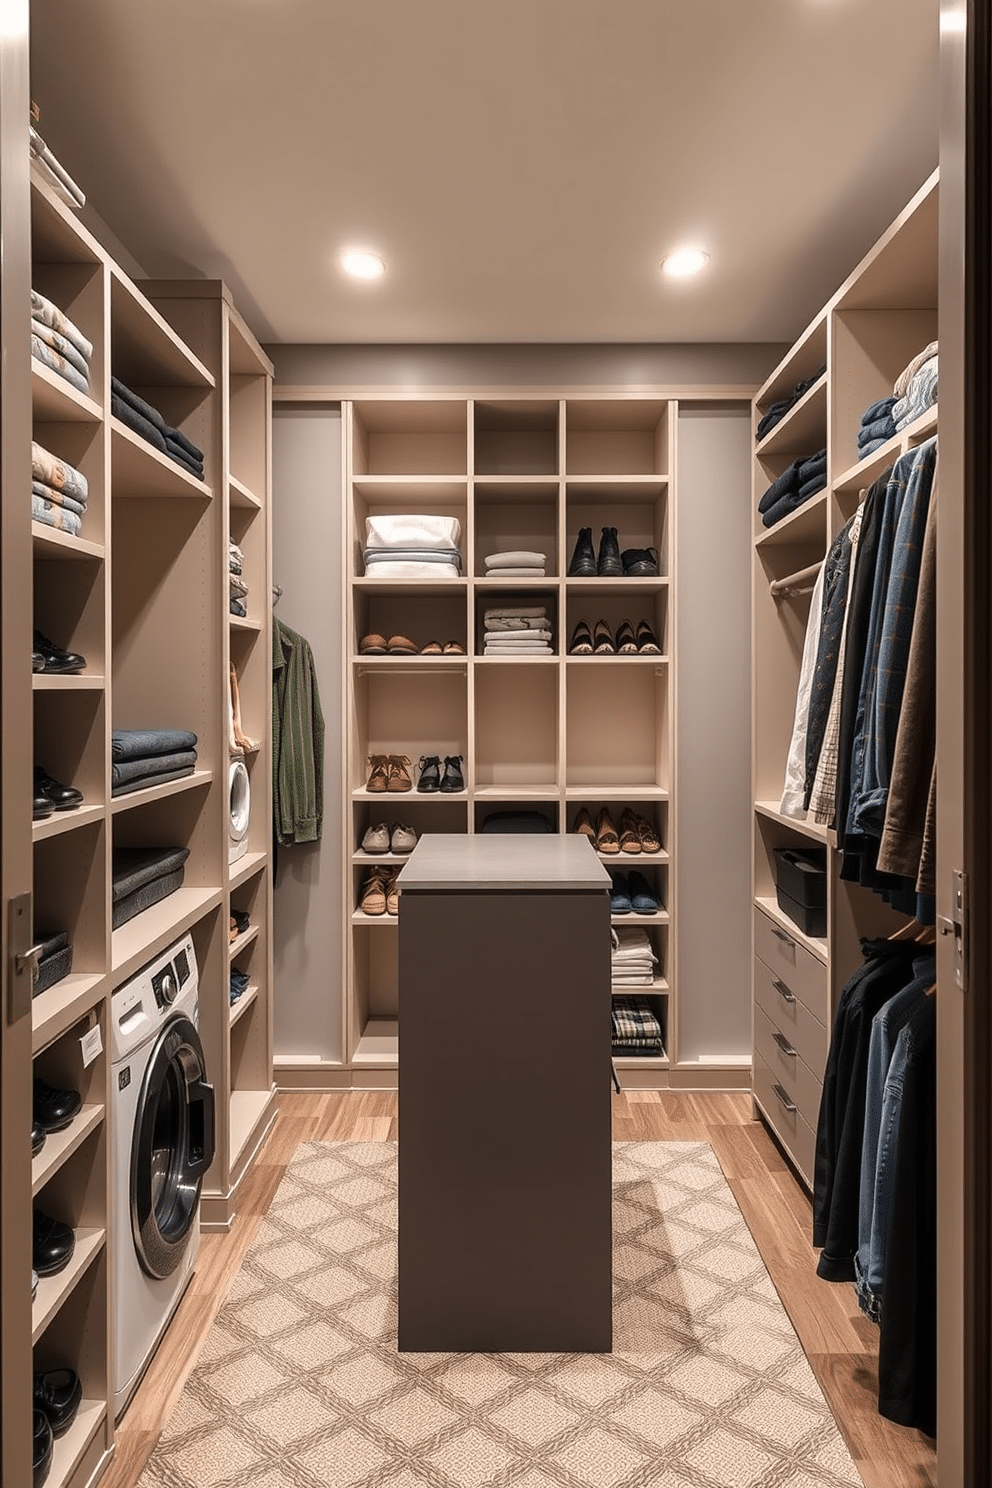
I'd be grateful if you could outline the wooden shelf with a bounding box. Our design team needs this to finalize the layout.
[111,886,223,981]
[229,924,260,957]
[110,768,212,813]
[31,523,104,562]
[110,419,212,500]
[31,362,102,423]
[352,1019,399,1066]
[229,850,268,889]
[352,577,468,595]
[754,895,827,964]
[46,1399,107,1488]
[754,374,827,458]
[229,1088,276,1169]
[110,266,215,388]
[472,784,559,800]
[229,614,262,632]
[351,909,398,925]
[566,783,668,800]
[613,1052,670,1068]
[833,405,940,496]
[754,800,830,842]
[754,489,828,550]
[565,576,668,593]
[32,674,105,692]
[33,803,104,841]
[32,974,106,1057]
[230,982,259,1027]
[612,976,669,995]
[32,1104,104,1197]
[229,474,263,510]
[31,1228,104,1345]
[610,910,670,925]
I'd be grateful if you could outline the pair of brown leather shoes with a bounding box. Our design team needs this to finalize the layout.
[366,754,412,792]
[360,633,417,655]
[574,805,661,854]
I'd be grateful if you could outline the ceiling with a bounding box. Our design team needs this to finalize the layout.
[29,0,939,348]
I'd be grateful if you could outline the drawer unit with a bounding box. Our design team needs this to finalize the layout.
[754,952,828,1081]
[753,1050,817,1188]
[754,1002,822,1125]
[753,905,828,1024]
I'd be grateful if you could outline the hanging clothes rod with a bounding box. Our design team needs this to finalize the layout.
[770,560,822,600]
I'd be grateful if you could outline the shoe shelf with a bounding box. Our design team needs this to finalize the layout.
[33,805,105,842]
[31,1229,105,1346]
[46,1400,107,1488]
[229,982,260,1029]
[342,394,678,1082]
[32,1105,105,1199]
[33,675,106,692]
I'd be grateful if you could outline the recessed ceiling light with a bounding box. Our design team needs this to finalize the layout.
[660,248,709,279]
[340,249,386,280]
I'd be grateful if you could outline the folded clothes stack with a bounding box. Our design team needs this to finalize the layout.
[363,514,462,579]
[610,926,658,986]
[111,728,198,797]
[611,994,665,1057]
[230,541,248,618]
[857,396,898,460]
[230,967,250,1007]
[30,123,85,209]
[755,363,827,442]
[31,288,93,397]
[893,340,938,431]
[483,605,552,655]
[483,549,547,578]
[111,845,190,929]
[757,447,827,529]
[32,441,88,538]
[32,931,73,997]
[111,377,205,480]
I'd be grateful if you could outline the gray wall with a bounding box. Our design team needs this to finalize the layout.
[271,404,344,1062]
[674,405,753,1062]
[269,342,786,391]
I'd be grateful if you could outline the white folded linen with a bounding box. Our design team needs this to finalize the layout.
[364,560,461,580]
[484,567,547,577]
[485,550,547,569]
[484,629,553,644]
[483,606,547,619]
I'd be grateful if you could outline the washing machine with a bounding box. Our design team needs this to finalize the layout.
[229,752,250,863]
[110,933,215,1419]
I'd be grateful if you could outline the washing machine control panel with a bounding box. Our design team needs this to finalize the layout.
[174,947,190,987]
[152,965,179,1007]
[111,934,199,1062]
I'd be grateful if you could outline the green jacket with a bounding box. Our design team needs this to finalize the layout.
[272,618,325,844]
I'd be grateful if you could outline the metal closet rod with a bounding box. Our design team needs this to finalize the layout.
[770,559,823,600]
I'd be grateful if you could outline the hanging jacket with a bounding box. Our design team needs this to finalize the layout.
[272,617,325,845]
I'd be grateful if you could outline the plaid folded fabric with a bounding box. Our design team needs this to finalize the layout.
[611,996,662,1045]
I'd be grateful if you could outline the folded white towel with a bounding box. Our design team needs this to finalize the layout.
[484,629,553,644]
[484,606,547,619]
[485,550,547,569]
[485,567,547,577]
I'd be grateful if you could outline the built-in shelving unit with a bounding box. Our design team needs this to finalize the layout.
[0,164,275,1488]
[344,395,677,1085]
[751,170,938,1186]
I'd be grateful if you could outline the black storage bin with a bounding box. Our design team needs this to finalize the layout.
[773,847,827,936]
[481,810,553,834]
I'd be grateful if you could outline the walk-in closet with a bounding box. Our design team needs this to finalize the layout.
[2,3,988,1488]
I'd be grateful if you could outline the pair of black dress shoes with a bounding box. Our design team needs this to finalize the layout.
[34,768,84,821]
[567,527,660,578]
[31,1077,83,1158]
[416,754,464,792]
[32,630,86,675]
[34,1369,83,1484]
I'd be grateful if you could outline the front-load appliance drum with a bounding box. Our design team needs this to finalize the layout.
[229,752,250,863]
[110,933,214,1418]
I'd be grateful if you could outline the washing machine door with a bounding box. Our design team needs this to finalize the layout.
[130,1015,215,1280]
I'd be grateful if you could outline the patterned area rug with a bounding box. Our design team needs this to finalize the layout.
[139,1142,863,1488]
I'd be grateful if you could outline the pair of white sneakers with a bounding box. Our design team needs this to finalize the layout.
[361,821,419,855]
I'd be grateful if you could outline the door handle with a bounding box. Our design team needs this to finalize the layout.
[770,926,796,949]
[186,1078,216,1177]
[772,1030,797,1058]
[772,978,796,1004]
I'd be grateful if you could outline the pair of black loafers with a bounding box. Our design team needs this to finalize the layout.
[32,630,86,675]
[34,1368,83,1483]
[33,767,84,821]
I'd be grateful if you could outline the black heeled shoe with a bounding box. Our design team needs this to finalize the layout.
[635,620,662,654]
[615,620,638,654]
[593,620,615,655]
[440,755,465,792]
[417,755,441,793]
[568,619,593,655]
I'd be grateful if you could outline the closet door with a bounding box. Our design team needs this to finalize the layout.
[1,8,37,1487]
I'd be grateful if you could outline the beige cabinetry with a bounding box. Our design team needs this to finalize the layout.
[0,168,274,1488]
[344,395,675,1084]
[751,171,938,1184]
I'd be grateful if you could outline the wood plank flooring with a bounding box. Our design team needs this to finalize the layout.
[101,1091,937,1488]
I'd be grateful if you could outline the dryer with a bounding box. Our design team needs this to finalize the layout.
[110,934,214,1419]
[229,752,250,863]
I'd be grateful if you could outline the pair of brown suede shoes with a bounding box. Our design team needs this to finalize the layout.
[358,866,400,916]
[574,805,661,855]
[359,634,464,656]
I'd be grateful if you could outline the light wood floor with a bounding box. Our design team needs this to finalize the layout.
[102,1091,937,1488]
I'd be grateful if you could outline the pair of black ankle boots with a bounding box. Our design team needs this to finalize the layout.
[567,527,659,578]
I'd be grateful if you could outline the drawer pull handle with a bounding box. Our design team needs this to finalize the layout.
[772,1082,797,1114]
[771,926,797,949]
[772,978,796,1004]
[772,1030,797,1057]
